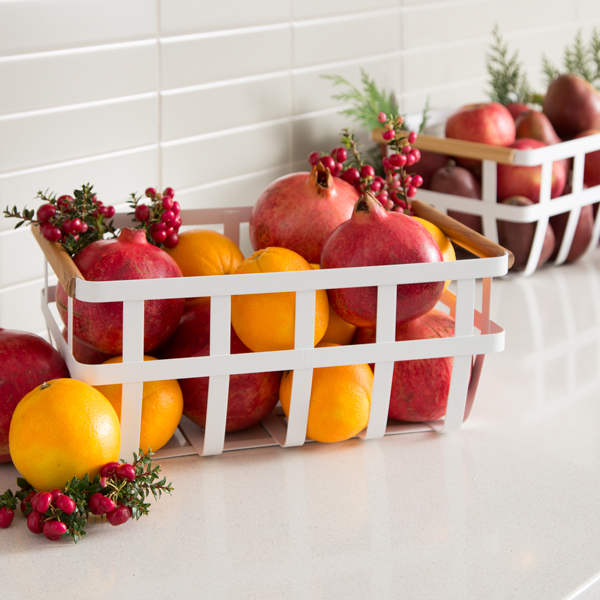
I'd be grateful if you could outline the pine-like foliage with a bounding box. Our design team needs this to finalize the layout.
[486,24,532,105]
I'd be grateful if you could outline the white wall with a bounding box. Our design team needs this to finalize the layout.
[1,0,599,335]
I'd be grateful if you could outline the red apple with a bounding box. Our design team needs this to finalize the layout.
[574,129,600,188]
[353,309,455,422]
[409,150,450,190]
[445,102,516,173]
[506,102,530,121]
[550,203,596,263]
[497,138,567,202]
[61,328,115,365]
[430,164,483,234]
[0,329,70,462]
[158,304,281,433]
[515,110,562,145]
[497,196,556,272]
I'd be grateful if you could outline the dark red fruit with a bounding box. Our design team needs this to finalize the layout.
[135,204,150,222]
[100,461,120,478]
[20,491,35,514]
[32,491,52,514]
[106,505,132,526]
[88,493,105,515]
[98,496,116,514]
[27,511,44,534]
[55,495,76,515]
[0,506,14,528]
[36,203,56,222]
[116,464,136,482]
[43,520,67,541]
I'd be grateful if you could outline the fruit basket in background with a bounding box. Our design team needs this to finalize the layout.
[373,126,600,277]
[35,203,510,461]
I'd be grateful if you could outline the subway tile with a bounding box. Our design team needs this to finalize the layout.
[161,74,291,142]
[400,80,488,116]
[160,27,292,90]
[292,56,401,117]
[0,0,156,57]
[579,0,600,19]
[161,121,291,192]
[0,147,158,231]
[291,110,374,164]
[0,280,48,333]
[293,11,401,69]
[0,96,158,174]
[0,42,158,116]
[293,0,398,20]
[403,1,496,50]
[402,40,489,94]
[0,229,46,288]
[160,0,292,37]
[495,0,578,34]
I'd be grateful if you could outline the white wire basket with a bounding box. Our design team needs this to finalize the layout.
[373,128,600,277]
[35,202,510,460]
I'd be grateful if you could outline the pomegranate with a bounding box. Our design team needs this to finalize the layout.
[249,162,359,264]
[353,308,456,422]
[320,192,445,328]
[55,228,185,355]
[61,327,115,365]
[158,303,281,433]
[0,328,70,463]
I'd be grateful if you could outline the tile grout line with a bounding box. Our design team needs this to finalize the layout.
[156,0,163,191]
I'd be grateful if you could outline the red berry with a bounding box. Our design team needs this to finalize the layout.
[412,174,424,188]
[134,204,150,222]
[100,477,109,488]
[335,147,347,163]
[405,154,416,166]
[403,175,412,187]
[377,112,387,123]
[410,148,421,162]
[408,131,417,144]
[385,199,395,210]
[41,223,62,242]
[360,165,375,179]
[151,229,168,244]
[401,145,412,154]
[381,157,392,170]
[169,215,182,229]
[308,151,320,166]
[406,185,418,198]
[21,491,35,514]
[0,507,14,528]
[43,520,67,541]
[50,488,63,501]
[56,195,73,208]
[55,495,76,515]
[34,492,52,514]
[79,221,89,233]
[319,155,335,171]
[98,496,116,514]
[162,196,174,210]
[171,201,181,215]
[101,461,121,478]
[27,511,44,534]
[69,218,82,233]
[36,203,56,222]
[105,205,115,218]
[341,168,360,185]
[382,130,394,141]
[88,493,104,516]
[369,180,382,192]
[161,210,175,223]
[107,505,132,526]
[163,232,179,249]
[331,162,343,177]
[117,463,136,481]
[162,187,175,198]
[145,187,156,198]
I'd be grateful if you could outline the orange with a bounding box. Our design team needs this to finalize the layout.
[94,356,183,454]
[9,378,120,490]
[311,263,357,345]
[231,247,329,352]
[164,228,244,307]
[413,216,456,290]
[279,343,373,443]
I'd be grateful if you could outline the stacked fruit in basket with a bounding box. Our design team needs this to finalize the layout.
[409,27,600,272]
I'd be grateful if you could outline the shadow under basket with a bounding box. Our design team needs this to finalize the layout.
[36,201,511,460]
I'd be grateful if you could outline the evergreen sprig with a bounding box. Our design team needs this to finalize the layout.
[486,24,532,105]
[322,68,401,131]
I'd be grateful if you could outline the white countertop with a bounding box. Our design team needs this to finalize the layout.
[2,255,600,600]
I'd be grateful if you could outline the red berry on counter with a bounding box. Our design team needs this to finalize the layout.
[98,496,116,514]
[0,507,14,528]
[106,505,132,526]
[50,488,63,501]
[116,463,136,482]
[20,491,35,514]
[43,520,67,541]
[34,492,52,514]
[100,462,121,478]
[88,493,104,516]
[55,495,76,515]
[27,511,44,534]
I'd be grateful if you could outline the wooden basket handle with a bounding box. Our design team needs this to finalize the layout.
[32,224,83,297]
[371,130,516,165]
[411,200,515,269]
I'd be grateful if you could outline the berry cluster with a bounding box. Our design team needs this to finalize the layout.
[306,113,424,213]
[0,450,173,543]
[128,187,181,249]
[3,184,117,256]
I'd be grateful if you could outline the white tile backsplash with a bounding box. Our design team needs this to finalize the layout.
[0,0,599,332]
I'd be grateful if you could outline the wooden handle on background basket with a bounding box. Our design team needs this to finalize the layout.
[411,200,515,268]
[371,130,517,165]
[32,225,83,297]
